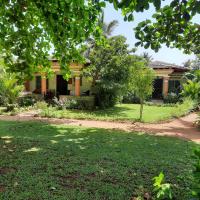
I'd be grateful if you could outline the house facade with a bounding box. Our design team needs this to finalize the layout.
[150,61,188,99]
[24,59,93,101]
[24,60,188,100]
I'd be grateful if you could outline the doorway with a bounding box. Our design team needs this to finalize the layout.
[152,78,163,99]
[56,75,69,95]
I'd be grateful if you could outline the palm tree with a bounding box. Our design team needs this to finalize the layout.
[85,12,119,58]
[141,52,153,64]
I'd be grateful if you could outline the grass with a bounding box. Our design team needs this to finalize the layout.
[40,99,195,123]
[0,120,197,199]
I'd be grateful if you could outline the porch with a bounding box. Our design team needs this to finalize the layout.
[24,60,93,98]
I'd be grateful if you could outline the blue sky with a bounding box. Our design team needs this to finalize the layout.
[104,3,199,65]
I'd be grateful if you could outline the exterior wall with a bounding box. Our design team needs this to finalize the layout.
[153,69,186,98]
[48,74,56,90]
[30,74,92,95]
[30,77,36,92]
[81,77,92,93]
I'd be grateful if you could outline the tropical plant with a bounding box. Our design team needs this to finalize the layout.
[182,70,200,103]
[163,92,181,104]
[191,55,200,70]
[0,0,199,76]
[129,62,155,120]
[0,73,24,110]
[141,52,153,64]
[85,35,140,108]
[152,172,173,200]
[85,13,119,58]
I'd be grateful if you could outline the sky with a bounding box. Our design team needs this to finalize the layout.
[103,2,199,65]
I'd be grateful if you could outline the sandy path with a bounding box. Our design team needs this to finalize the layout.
[0,111,199,143]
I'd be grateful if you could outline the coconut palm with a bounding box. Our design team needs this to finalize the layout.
[85,12,119,58]
[142,52,153,64]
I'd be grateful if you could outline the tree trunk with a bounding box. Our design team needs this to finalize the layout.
[139,100,144,121]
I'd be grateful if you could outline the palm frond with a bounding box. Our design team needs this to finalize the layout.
[106,20,119,36]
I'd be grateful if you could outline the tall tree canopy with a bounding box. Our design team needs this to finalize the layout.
[0,0,199,77]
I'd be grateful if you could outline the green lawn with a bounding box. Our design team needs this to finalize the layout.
[40,99,194,123]
[0,121,196,200]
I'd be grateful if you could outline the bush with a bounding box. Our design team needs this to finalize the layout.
[18,96,37,107]
[53,97,78,110]
[164,92,181,104]
[95,87,120,109]
[122,92,140,104]
[44,90,56,103]
[170,98,196,118]
[18,94,44,107]
[34,101,48,110]
[0,74,24,110]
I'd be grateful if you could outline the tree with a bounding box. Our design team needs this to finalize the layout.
[0,61,24,110]
[85,35,139,108]
[85,13,119,58]
[141,52,153,64]
[191,55,200,70]
[182,70,200,103]
[183,59,192,68]
[0,1,199,76]
[129,62,155,121]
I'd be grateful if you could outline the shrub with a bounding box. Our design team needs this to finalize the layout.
[44,90,56,103]
[0,73,24,110]
[122,92,140,104]
[34,101,48,110]
[163,92,181,104]
[53,97,78,110]
[18,96,37,107]
[170,98,196,118]
[95,87,120,109]
[76,98,95,110]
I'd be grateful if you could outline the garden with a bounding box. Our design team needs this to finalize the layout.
[0,1,200,199]
[0,120,198,200]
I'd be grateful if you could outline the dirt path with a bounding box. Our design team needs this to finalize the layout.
[0,111,199,143]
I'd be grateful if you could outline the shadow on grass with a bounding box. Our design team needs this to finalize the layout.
[72,104,136,118]
[0,120,196,200]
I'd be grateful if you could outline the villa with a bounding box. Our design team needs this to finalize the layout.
[24,60,189,100]
[150,61,188,99]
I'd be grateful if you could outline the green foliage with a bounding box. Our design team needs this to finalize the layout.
[170,98,196,118]
[153,172,173,200]
[34,101,48,110]
[18,95,40,107]
[163,92,181,104]
[133,1,200,54]
[0,0,199,78]
[52,97,94,110]
[0,73,24,110]
[122,92,140,104]
[53,97,78,110]
[0,0,105,77]
[86,35,140,108]
[192,148,200,198]
[182,70,200,103]
[129,62,155,120]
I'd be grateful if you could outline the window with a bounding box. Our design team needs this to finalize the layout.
[169,80,181,94]
[46,79,49,90]
[35,76,41,94]
[36,76,41,90]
